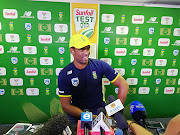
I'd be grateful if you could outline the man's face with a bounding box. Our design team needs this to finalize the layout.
[70,45,90,64]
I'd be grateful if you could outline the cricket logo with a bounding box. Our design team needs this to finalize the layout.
[73,8,96,38]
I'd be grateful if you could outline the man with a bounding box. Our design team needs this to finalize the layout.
[58,34,129,124]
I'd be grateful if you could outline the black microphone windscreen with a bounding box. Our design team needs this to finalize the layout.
[34,113,70,135]
[108,95,116,103]
[97,107,106,115]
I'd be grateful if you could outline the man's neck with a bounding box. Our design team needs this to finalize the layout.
[73,61,88,70]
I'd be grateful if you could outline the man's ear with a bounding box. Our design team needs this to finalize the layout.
[70,47,75,55]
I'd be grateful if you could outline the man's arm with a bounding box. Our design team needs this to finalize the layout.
[112,74,129,105]
[60,97,97,119]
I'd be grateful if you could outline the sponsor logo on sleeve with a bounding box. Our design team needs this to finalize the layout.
[40,57,53,65]
[0,67,6,76]
[3,9,18,19]
[26,88,39,96]
[132,15,144,24]
[102,78,110,85]
[164,87,175,94]
[126,78,138,85]
[155,59,167,66]
[116,26,129,35]
[54,24,68,33]
[161,16,173,25]
[130,38,142,46]
[10,78,23,86]
[37,11,51,20]
[23,46,37,54]
[101,14,114,23]
[114,48,127,56]
[138,87,150,94]
[5,34,20,43]
[141,68,152,76]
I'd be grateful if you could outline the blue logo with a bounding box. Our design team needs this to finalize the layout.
[130,101,146,115]
[104,37,110,45]
[0,89,5,95]
[58,47,65,54]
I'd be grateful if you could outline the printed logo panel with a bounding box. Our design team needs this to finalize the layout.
[114,48,127,56]
[3,9,18,19]
[39,35,52,44]
[130,38,142,46]
[37,11,51,20]
[40,57,53,65]
[54,24,68,33]
[138,87,150,94]
[173,28,180,36]
[126,78,138,85]
[155,59,167,66]
[167,69,178,76]
[0,45,4,54]
[25,68,38,76]
[143,48,155,56]
[141,68,152,76]
[10,78,23,86]
[161,16,173,25]
[158,38,170,46]
[164,87,175,94]
[5,34,20,43]
[116,26,129,35]
[26,88,39,96]
[114,68,125,76]
[101,14,114,23]
[23,46,37,54]
[0,67,6,76]
[132,15,144,24]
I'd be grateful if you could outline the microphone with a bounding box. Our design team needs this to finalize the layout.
[81,109,93,135]
[115,129,123,135]
[105,95,128,135]
[130,101,147,128]
[92,107,111,135]
[33,113,71,135]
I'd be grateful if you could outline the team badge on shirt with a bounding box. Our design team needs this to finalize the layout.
[71,78,79,87]
[92,71,97,79]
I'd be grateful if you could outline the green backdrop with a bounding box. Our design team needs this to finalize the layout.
[0,0,180,124]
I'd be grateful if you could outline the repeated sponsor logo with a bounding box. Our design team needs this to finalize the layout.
[142,59,153,66]
[55,37,68,43]
[164,87,175,94]
[38,23,51,32]
[104,37,110,45]
[5,34,20,43]
[0,34,2,42]
[160,28,171,35]
[101,14,114,23]
[141,68,152,76]
[25,68,38,76]
[39,35,52,44]
[0,45,4,54]
[173,28,180,36]
[11,89,23,95]
[166,78,176,85]
[161,16,173,25]
[23,46,37,54]
[143,48,155,56]
[21,11,34,18]
[3,9,18,19]
[156,78,161,85]
[58,47,65,54]
[173,49,179,56]
[44,78,50,85]
[129,49,140,55]
[172,40,180,46]
[126,78,138,85]
[40,57,53,65]
[0,89,5,95]
[130,38,142,46]
[128,88,136,94]
[132,15,144,24]
[7,46,20,53]
[10,78,23,86]
[116,26,129,35]
[41,68,53,75]
[131,59,137,66]
[158,38,170,46]
[178,78,180,85]
[100,58,112,65]
[138,87,150,94]
[0,67,6,76]
[0,22,1,30]
[154,69,165,76]
[25,23,32,31]
[26,88,39,96]
[56,68,63,76]
[114,68,125,76]
[11,57,18,64]
[116,38,127,45]
[146,17,158,23]
[0,78,7,86]
[24,57,37,65]
[54,24,68,33]
[37,11,51,20]
[155,59,167,66]
[167,69,178,76]
[149,27,154,35]
[102,78,110,85]
[101,27,113,33]
[114,48,127,56]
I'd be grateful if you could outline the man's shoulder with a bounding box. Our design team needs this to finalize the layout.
[59,62,74,76]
